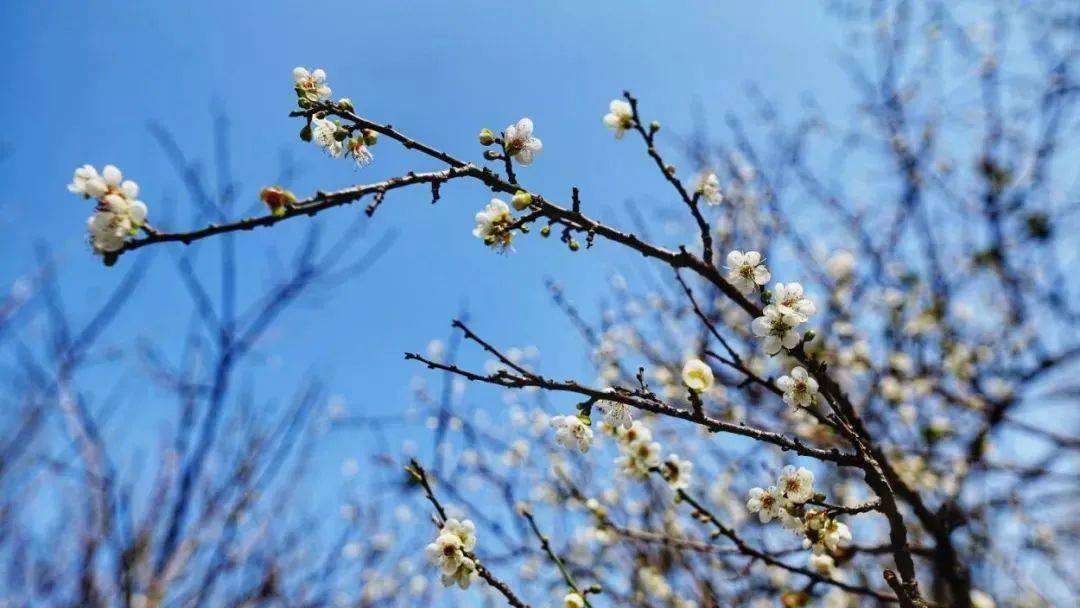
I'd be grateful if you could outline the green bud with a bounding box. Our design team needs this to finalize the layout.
[483,150,501,160]
[363,129,378,146]
[520,223,530,233]
[540,225,551,238]
[511,190,533,210]
[569,240,580,251]
[333,128,348,142]
[299,125,312,142]
[478,128,496,146]
[761,289,773,304]
[272,207,286,217]
[337,97,355,112]
[650,120,661,132]
[803,330,816,342]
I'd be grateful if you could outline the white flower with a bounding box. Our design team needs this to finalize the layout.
[603,99,634,139]
[810,553,837,577]
[617,437,661,478]
[503,118,542,165]
[70,164,149,255]
[726,250,771,295]
[311,116,343,158]
[472,198,515,251]
[776,367,819,408]
[564,592,586,608]
[751,305,802,355]
[695,171,723,205]
[67,164,105,198]
[826,250,856,280]
[778,465,815,504]
[681,358,714,393]
[746,486,785,523]
[773,282,816,323]
[614,420,653,446]
[661,453,693,490]
[293,66,331,101]
[347,137,374,167]
[969,589,996,608]
[551,414,593,453]
[596,395,632,429]
[425,518,478,589]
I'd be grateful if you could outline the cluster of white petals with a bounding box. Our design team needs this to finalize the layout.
[751,305,803,356]
[503,118,542,165]
[776,366,819,408]
[661,453,694,490]
[596,394,633,429]
[293,66,331,102]
[681,358,715,393]
[603,99,634,138]
[311,115,344,158]
[695,171,723,205]
[726,250,771,295]
[68,164,148,255]
[472,198,515,251]
[550,414,593,453]
[614,421,661,479]
[424,518,478,589]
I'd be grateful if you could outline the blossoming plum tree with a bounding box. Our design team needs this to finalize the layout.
[44,2,1080,607]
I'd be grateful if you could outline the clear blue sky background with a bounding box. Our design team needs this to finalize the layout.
[0,0,847,536]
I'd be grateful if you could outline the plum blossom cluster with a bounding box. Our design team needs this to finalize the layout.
[723,249,820,355]
[293,67,378,167]
[550,413,594,453]
[424,518,479,589]
[611,421,694,491]
[67,164,148,255]
[747,466,852,557]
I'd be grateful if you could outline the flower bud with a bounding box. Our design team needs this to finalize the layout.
[540,225,551,238]
[569,240,580,251]
[337,97,355,112]
[483,150,501,160]
[511,190,533,210]
[363,129,378,146]
[478,128,495,146]
[260,186,296,217]
[333,127,348,142]
[803,330,816,342]
[299,125,312,142]
[650,120,661,132]
[297,98,312,109]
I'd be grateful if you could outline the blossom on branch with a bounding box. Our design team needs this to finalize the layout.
[695,171,723,205]
[551,414,593,453]
[472,198,516,251]
[293,66,331,103]
[681,358,714,393]
[726,250,771,295]
[776,367,819,408]
[603,99,634,138]
[68,164,148,255]
[773,282,816,323]
[503,118,542,165]
[751,305,802,356]
[425,518,479,589]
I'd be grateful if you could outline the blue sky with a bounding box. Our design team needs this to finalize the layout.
[1,0,847,531]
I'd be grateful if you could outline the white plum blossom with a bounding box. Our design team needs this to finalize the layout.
[472,198,515,251]
[804,517,851,555]
[503,118,542,165]
[773,282,816,323]
[681,358,714,393]
[596,395,632,429]
[810,554,838,578]
[68,164,149,255]
[346,136,374,167]
[425,518,478,589]
[617,436,662,478]
[551,414,593,453]
[293,66,331,102]
[746,485,785,523]
[695,171,723,205]
[726,250,771,295]
[661,453,693,490]
[778,465,815,504]
[614,420,652,446]
[564,591,586,608]
[776,367,819,408]
[751,305,802,355]
[603,99,634,138]
[311,116,344,158]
